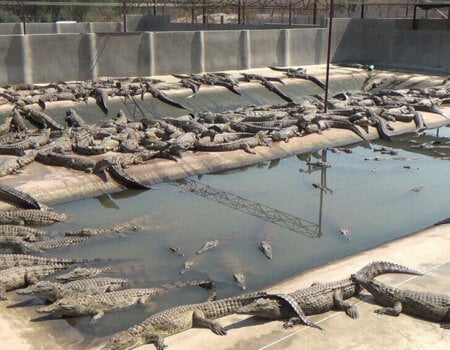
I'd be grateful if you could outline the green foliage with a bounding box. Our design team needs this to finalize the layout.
[0,9,20,24]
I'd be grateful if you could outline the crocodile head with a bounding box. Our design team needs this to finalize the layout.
[16,281,59,296]
[236,297,285,319]
[36,297,77,314]
[351,273,396,304]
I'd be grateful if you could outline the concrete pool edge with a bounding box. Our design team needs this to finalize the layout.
[1,221,448,350]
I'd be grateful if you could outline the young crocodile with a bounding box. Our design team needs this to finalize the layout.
[37,281,214,324]
[236,261,422,326]
[0,254,93,270]
[17,277,129,302]
[102,291,269,350]
[0,264,68,300]
[0,209,67,225]
[351,273,450,328]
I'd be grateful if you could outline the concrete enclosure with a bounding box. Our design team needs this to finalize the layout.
[0,18,449,84]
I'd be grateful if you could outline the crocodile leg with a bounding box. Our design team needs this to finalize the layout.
[333,290,359,318]
[91,311,105,325]
[193,310,227,335]
[374,301,402,316]
[277,294,323,331]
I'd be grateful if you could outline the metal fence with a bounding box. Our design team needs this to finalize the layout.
[0,1,447,31]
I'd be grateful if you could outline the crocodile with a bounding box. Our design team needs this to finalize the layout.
[0,150,37,177]
[0,128,51,156]
[194,131,268,154]
[0,116,12,135]
[35,150,97,173]
[37,281,215,324]
[21,106,64,130]
[0,254,93,270]
[259,240,273,260]
[101,291,270,350]
[55,267,111,282]
[17,277,129,302]
[236,261,423,327]
[0,184,47,210]
[143,83,189,111]
[65,108,88,128]
[0,209,67,225]
[351,273,450,328]
[65,218,143,237]
[0,236,91,254]
[0,264,69,300]
[196,240,219,254]
[0,224,48,242]
[93,88,109,114]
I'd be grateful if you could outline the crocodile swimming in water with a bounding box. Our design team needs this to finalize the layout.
[236,261,422,327]
[351,273,450,328]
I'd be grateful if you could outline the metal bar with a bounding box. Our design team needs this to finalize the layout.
[122,0,127,33]
[173,179,319,237]
[361,0,365,18]
[289,1,292,25]
[313,0,317,25]
[324,0,334,113]
[153,0,157,16]
[413,5,418,30]
[238,0,241,24]
[21,0,27,35]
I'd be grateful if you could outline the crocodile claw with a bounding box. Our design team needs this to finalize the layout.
[211,324,227,336]
[346,306,359,319]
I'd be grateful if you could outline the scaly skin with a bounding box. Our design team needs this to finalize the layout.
[102,291,268,350]
[0,264,68,300]
[0,184,46,210]
[37,281,214,324]
[0,236,91,254]
[17,277,129,302]
[236,261,423,326]
[0,254,90,270]
[0,209,67,225]
[351,273,450,328]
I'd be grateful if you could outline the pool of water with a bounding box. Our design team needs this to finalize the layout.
[33,125,450,339]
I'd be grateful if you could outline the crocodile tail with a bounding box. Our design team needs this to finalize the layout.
[357,261,422,280]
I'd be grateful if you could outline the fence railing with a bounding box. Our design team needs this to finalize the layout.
[0,1,447,34]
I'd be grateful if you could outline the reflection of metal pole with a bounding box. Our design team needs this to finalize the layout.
[318,149,327,235]
[324,0,334,113]
[21,1,27,35]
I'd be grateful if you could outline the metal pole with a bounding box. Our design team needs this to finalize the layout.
[238,0,241,24]
[153,0,157,16]
[20,0,26,35]
[324,0,334,113]
[242,0,245,24]
[289,2,292,25]
[123,0,127,33]
[360,0,365,18]
[313,0,317,25]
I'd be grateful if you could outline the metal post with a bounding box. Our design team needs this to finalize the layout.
[123,0,127,33]
[324,0,334,113]
[153,0,157,16]
[191,4,195,24]
[289,2,292,25]
[202,0,206,24]
[313,0,317,25]
[242,0,245,24]
[360,0,365,18]
[21,0,26,35]
[238,0,241,24]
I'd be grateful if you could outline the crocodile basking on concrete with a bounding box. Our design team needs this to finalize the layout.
[194,131,268,154]
[17,276,129,302]
[101,291,270,350]
[0,254,94,270]
[236,261,422,327]
[0,264,69,300]
[0,184,47,210]
[0,209,67,225]
[351,273,450,329]
[37,281,215,324]
[0,224,48,242]
[0,236,91,254]
[0,150,37,178]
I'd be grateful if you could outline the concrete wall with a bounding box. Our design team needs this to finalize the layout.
[0,18,449,85]
[332,19,450,72]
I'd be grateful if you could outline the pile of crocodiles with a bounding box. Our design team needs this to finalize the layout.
[0,68,449,189]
